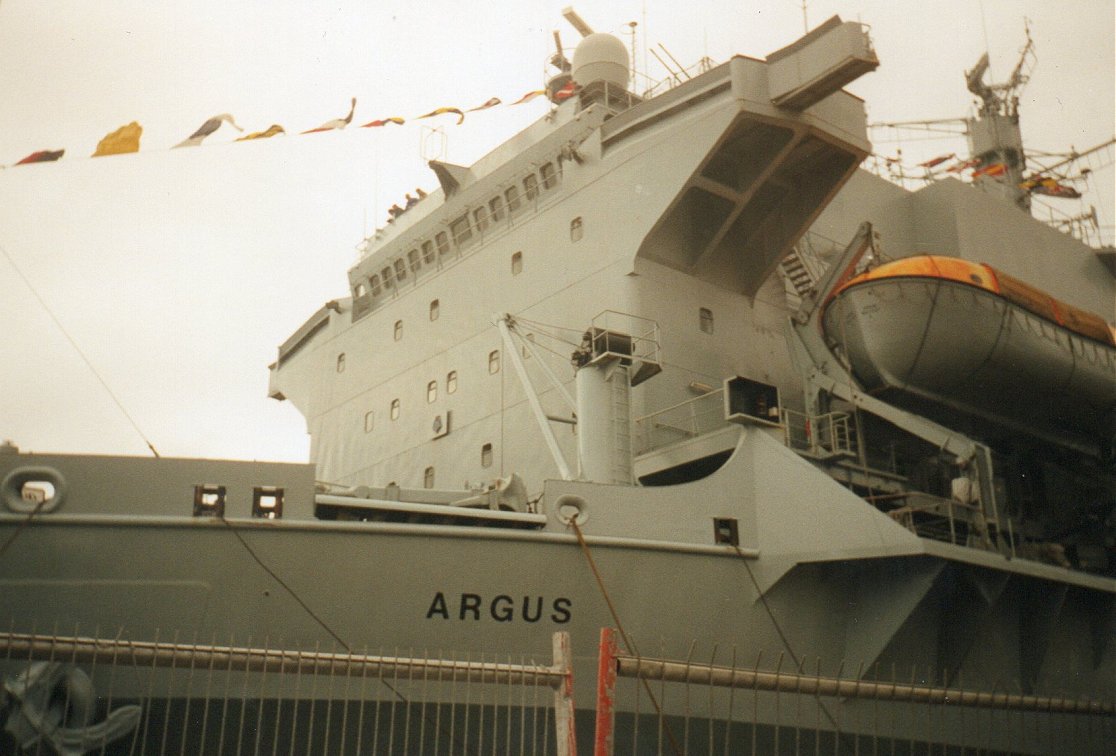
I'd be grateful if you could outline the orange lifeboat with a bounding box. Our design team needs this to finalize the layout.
[822,255,1116,448]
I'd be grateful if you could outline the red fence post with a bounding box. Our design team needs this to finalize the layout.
[595,627,618,756]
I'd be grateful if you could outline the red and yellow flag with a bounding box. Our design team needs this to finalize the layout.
[236,124,286,141]
[512,89,545,105]
[15,149,65,165]
[972,162,1007,178]
[92,122,142,156]
[416,107,465,125]
[467,97,501,112]
[361,117,405,128]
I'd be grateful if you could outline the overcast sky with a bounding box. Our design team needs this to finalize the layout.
[1,1,1112,462]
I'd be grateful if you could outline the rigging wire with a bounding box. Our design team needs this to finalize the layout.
[0,239,161,458]
[570,520,683,756]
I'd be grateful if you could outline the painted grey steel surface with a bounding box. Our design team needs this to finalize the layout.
[2,17,1114,745]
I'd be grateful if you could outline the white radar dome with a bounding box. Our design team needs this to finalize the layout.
[572,33,630,89]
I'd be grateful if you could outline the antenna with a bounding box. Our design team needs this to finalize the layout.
[551,30,571,72]
[562,7,594,38]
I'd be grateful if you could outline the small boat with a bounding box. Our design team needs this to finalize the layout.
[822,254,1116,452]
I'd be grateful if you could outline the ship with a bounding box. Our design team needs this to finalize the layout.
[1,8,1113,754]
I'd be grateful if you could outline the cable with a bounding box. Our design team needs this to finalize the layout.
[571,521,682,756]
[0,240,160,458]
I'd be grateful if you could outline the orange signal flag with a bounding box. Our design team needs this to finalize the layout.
[467,97,502,112]
[918,153,955,168]
[92,122,142,156]
[511,89,546,105]
[236,124,286,141]
[972,162,1007,178]
[361,117,405,128]
[417,107,465,125]
[15,149,65,165]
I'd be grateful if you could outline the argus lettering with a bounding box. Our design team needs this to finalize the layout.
[426,592,572,623]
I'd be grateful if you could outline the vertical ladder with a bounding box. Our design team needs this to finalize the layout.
[609,365,633,484]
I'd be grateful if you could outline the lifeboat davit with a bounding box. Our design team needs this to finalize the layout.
[822,255,1116,448]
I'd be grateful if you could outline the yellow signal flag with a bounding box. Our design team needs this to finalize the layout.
[236,124,286,141]
[92,122,143,156]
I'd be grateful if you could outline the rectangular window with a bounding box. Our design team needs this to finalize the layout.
[488,349,500,375]
[473,206,489,233]
[435,231,450,257]
[523,173,539,201]
[511,251,523,275]
[540,162,558,190]
[450,214,473,248]
[505,185,521,213]
[699,307,714,334]
[354,282,367,298]
[489,195,505,222]
[421,240,436,264]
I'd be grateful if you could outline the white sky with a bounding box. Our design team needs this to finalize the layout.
[0,0,1113,462]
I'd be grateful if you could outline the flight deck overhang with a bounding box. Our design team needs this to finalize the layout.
[627,19,875,296]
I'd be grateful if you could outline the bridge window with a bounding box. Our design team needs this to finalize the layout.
[505,185,521,213]
[421,240,436,264]
[451,214,473,248]
[540,162,558,189]
[523,173,539,201]
[193,484,226,517]
[489,195,505,222]
[394,259,407,282]
[407,249,421,273]
[435,231,450,257]
[370,274,381,295]
[381,266,394,288]
[473,206,490,233]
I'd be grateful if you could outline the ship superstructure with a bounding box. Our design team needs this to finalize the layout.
[1,12,1113,753]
